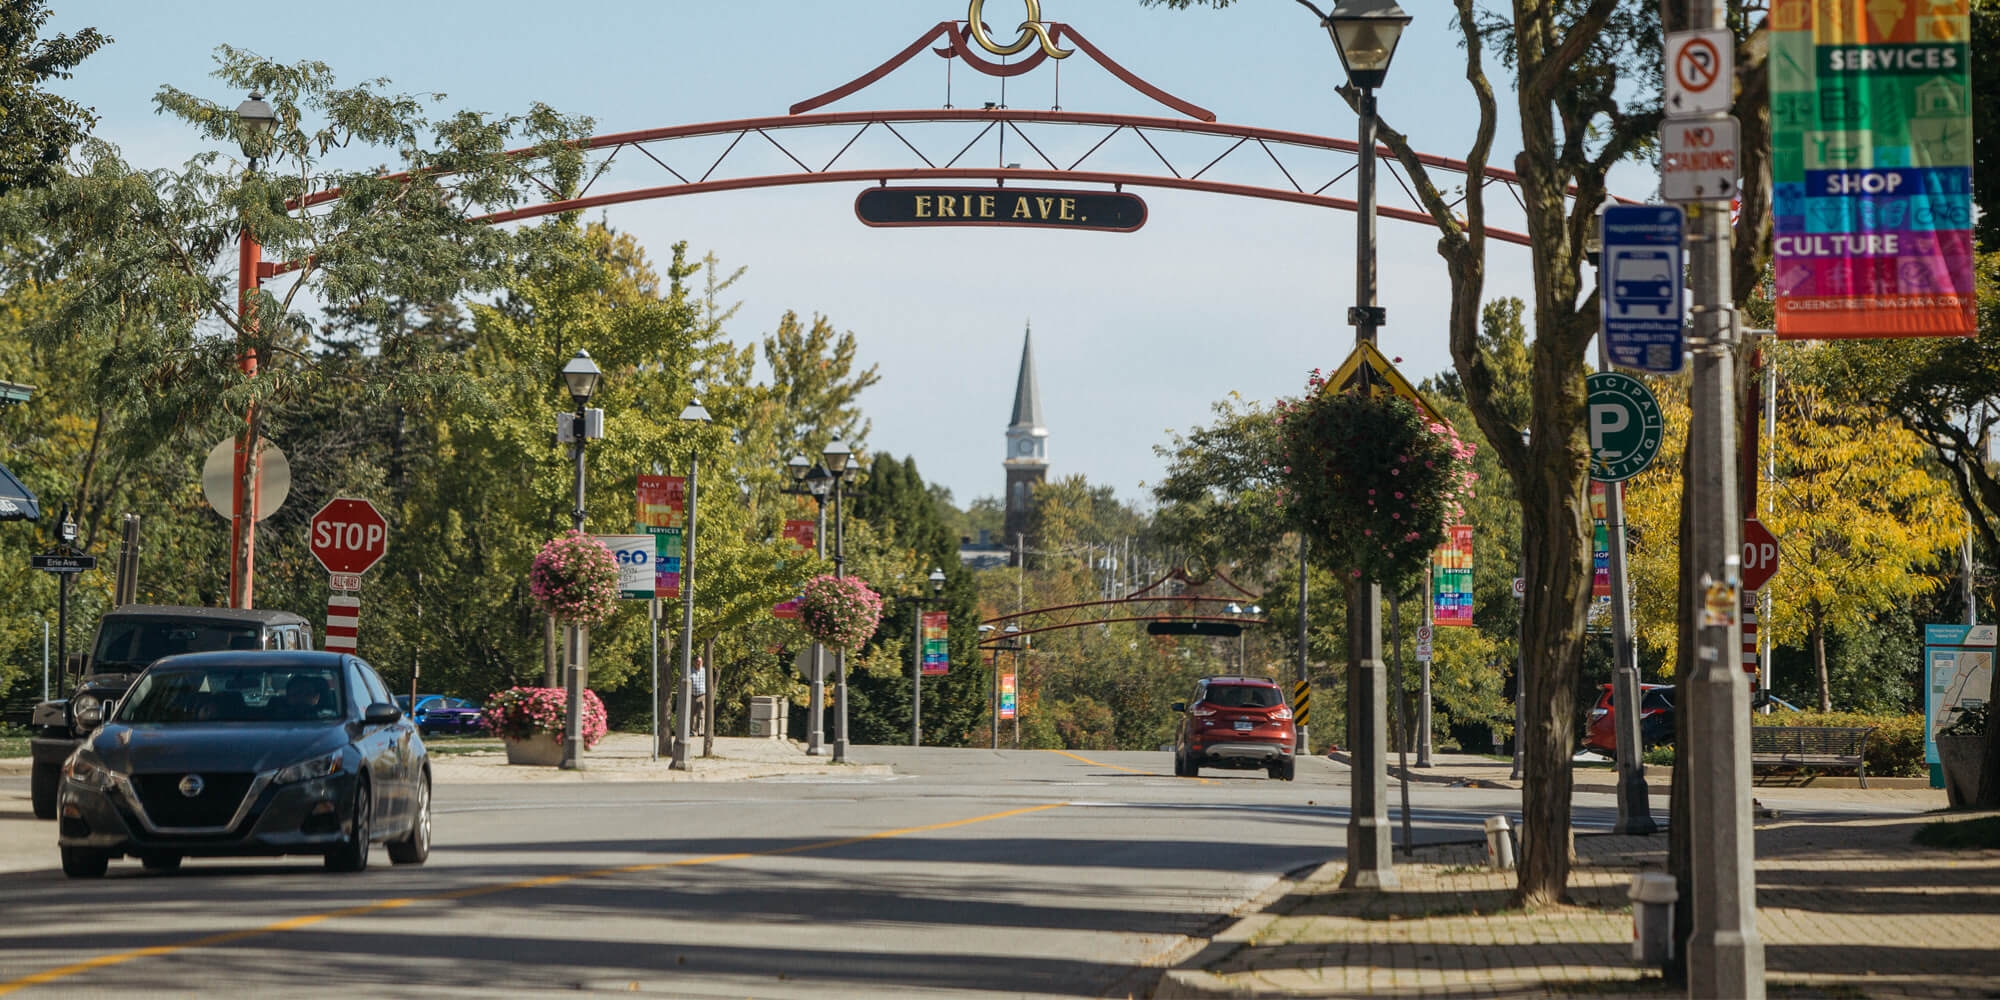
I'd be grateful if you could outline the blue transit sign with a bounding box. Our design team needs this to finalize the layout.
[1601,205,1686,374]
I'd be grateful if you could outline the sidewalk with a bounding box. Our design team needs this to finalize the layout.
[430,732,895,783]
[1158,755,1990,999]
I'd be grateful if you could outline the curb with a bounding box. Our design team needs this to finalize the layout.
[1150,861,1331,1000]
[1324,752,1512,790]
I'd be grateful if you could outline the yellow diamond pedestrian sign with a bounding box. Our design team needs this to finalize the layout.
[1324,341,1447,427]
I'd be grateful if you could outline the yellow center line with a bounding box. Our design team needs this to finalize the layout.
[1043,748,1213,785]
[0,801,1069,995]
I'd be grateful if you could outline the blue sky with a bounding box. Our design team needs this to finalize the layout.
[46,1,1616,510]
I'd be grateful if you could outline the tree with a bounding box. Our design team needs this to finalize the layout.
[1145,0,1664,904]
[0,1,108,196]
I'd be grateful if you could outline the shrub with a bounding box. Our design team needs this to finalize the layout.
[1754,710,1926,777]
[481,686,608,749]
[1276,377,1475,588]
[529,532,620,626]
[798,574,884,650]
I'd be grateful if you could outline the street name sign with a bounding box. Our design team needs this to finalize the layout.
[1600,205,1686,374]
[1661,116,1740,202]
[1586,371,1665,482]
[32,553,96,573]
[1664,29,1734,117]
[309,498,389,576]
[1741,519,1780,592]
[855,187,1148,232]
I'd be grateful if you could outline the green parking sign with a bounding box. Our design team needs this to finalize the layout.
[1587,372,1663,482]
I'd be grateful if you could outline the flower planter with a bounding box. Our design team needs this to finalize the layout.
[504,733,564,767]
[1937,734,1985,808]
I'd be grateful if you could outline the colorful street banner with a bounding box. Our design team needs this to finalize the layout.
[1431,526,1475,627]
[1591,483,1611,600]
[597,534,656,599]
[921,611,950,676]
[1769,0,1977,338]
[783,518,816,551]
[636,475,686,532]
[999,673,1017,719]
[654,529,682,600]
[772,595,802,620]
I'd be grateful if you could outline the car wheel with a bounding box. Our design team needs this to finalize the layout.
[139,852,183,872]
[31,761,59,820]
[1269,758,1296,781]
[325,781,372,873]
[1182,752,1201,778]
[61,847,109,879]
[387,772,431,866]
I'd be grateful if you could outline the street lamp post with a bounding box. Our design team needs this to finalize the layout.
[557,350,601,771]
[228,93,277,610]
[671,399,713,771]
[823,438,853,763]
[783,456,835,755]
[1328,0,1409,892]
[909,567,947,746]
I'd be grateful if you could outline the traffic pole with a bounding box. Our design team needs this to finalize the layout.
[1674,1,1763,993]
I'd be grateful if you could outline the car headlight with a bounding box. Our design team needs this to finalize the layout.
[272,750,345,785]
[72,693,102,730]
[63,751,118,790]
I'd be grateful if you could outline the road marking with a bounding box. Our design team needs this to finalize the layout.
[1044,749,1213,785]
[0,802,1068,995]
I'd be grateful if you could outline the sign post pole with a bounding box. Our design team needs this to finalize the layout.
[1588,360,1661,838]
[1667,5,1762,995]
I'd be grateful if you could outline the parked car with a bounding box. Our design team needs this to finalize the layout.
[30,606,314,821]
[55,650,430,878]
[1172,676,1297,780]
[415,698,483,736]
[1583,683,1675,753]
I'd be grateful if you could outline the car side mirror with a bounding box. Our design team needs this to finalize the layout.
[65,653,87,676]
[1170,702,1187,713]
[364,703,401,726]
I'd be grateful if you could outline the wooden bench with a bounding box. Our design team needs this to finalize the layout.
[1750,726,1876,787]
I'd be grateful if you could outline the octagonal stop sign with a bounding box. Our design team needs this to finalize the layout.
[1741,518,1780,592]
[309,497,389,576]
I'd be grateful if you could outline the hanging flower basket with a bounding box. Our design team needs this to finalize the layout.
[1276,373,1475,587]
[480,686,608,754]
[797,574,884,650]
[529,531,620,626]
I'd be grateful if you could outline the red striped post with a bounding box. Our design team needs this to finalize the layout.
[325,593,360,653]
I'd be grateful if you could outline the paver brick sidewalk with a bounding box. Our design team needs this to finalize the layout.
[1157,811,2000,999]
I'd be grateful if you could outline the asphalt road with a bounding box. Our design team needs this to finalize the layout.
[0,746,1910,998]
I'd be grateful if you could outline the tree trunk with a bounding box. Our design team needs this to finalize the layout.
[1811,620,1831,712]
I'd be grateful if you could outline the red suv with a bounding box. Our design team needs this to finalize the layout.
[1582,683,1674,753]
[1172,676,1296,780]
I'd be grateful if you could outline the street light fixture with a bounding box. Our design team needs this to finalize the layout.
[558,351,606,771]
[1328,0,1409,892]
[671,399,713,771]
[781,454,835,755]
[907,567,949,747]
[1325,0,1411,91]
[234,92,277,167]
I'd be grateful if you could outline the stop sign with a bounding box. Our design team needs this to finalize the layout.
[309,497,389,575]
[1742,519,1780,592]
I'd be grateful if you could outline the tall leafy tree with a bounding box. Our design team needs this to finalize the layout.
[0,0,108,196]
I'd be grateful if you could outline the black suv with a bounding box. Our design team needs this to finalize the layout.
[30,606,314,819]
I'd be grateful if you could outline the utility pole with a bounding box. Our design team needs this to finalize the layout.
[1296,535,1311,755]
[1670,1,1763,994]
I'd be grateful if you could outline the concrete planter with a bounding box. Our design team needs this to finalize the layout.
[1936,734,1985,808]
[503,732,564,766]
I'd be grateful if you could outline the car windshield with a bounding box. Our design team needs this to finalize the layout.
[1204,685,1281,709]
[92,620,260,670]
[119,664,345,724]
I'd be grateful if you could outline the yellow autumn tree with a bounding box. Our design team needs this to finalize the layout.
[1623,352,1961,710]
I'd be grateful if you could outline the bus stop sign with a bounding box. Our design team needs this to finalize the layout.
[1601,205,1686,375]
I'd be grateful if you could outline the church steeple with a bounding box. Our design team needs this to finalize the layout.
[1003,322,1049,565]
